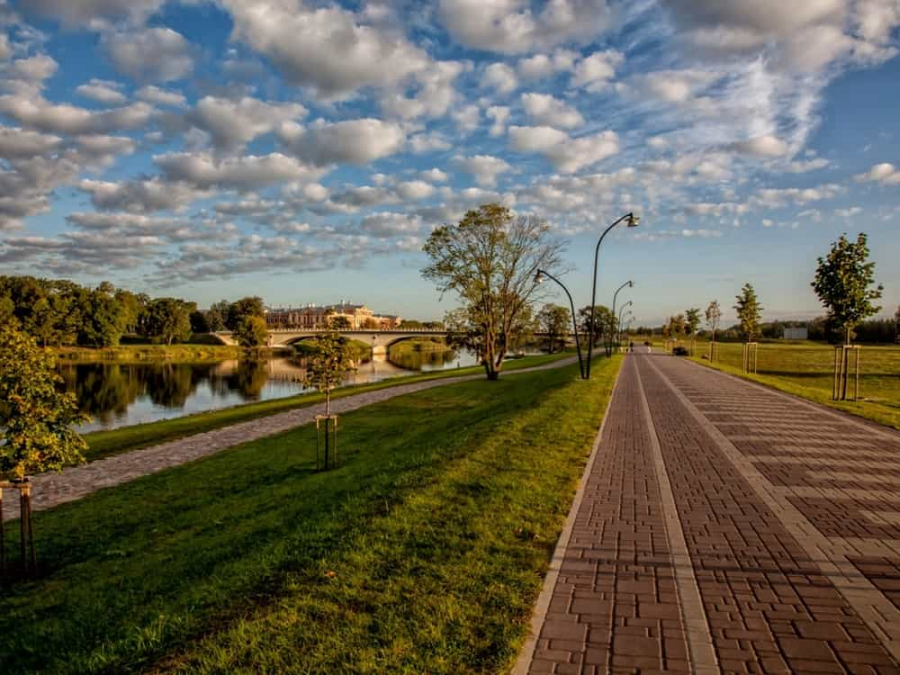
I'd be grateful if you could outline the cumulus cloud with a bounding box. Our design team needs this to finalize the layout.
[438,0,613,54]
[420,168,448,182]
[75,78,127,105]
[361,212,422,237]
[521,92,584,129]
[187,96,307,152]
[103,27,194,83]
[279,118,406,166]
[79,177,212,212]
[379,61,466,119]
[408,131,452,154]
[136,85,186,108]
[855,162,900,185]
[729,135,790,157]
[571,49,623,90]
[453,154,512,187]
[155,151,317,190]
[0,126,62,158]
[222,0,431,98]
[483,62,518,94]
[22,0,166,28]
[518,49,577,79]
[0,94,155,136]
[487,105,511,137]
[508,125,619,173]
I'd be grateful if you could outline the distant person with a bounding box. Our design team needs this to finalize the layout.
[629,341,634,352]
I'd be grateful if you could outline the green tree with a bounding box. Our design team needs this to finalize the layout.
[234,315,269,347]
[0,326,88,480]
[144,298,193,345]
[226,296,265,330]
[578,305,614,348]
[329,315,352,330]
[423,204,564,380]
[303,332,357,415]
[705,300,722,341]
[206,300,230,332]
[114,289,146,335]
[734,283,763,341]
[399,319,425,329]
[0,293,15,326]
[537,303,570,354]
[811,233,883,344]
[79,284,127,347]
[685,308,701,338]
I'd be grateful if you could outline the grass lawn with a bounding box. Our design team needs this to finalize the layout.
[82,351,574,462]
[684,339,900,430]
[1,355,619,675]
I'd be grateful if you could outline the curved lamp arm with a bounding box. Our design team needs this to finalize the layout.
[536,269,586,380]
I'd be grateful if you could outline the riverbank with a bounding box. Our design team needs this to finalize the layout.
[52,344,292,362]
[81,351,574,462]
[0,354,619,674]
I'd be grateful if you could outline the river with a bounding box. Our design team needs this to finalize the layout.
[61,348,482,433]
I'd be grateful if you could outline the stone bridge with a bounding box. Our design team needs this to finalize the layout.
[210,328,569,354]
[211,328,450,355]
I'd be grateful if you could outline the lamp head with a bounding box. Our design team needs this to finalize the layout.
[534,270,544,284]
[628,280,634,288]
[626,213,640,228]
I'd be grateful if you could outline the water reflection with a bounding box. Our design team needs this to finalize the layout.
[60,348,482,433]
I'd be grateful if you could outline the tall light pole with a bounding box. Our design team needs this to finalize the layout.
[617,301,633,350]
[535,269,586,379]
[587,213,640,378]
[608,280,633,357]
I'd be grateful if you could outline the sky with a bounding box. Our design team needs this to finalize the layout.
[0,0,898,327]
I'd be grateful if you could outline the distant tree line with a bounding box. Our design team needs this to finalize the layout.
[0,275,270,348]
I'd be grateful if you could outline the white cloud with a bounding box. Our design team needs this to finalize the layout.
[788,157,830,173]
[0,95,155,135]
[75,78,126,105]
[103,27,194,83]
[483,62,518,94]
[438,0,612,54]
[0,126,62,158]
[361,212,422,237]
[0,34,10,62]
[155,151,316,190]
[222,0,431,98]
[280,118,406,166]
[517,49,577,79]
[521,92,584,129]
[396,180,435,200]
[855,162,900,185]
[509,125,619,173]
[409,131,452,154]
[486,105,510,137]
[420,168,448,182]
[454,154,512,187]
[571,49,623,91]
[452,104,481,133]
[79,177,211,212]
[638,68,719,103]
[380,61,466,119]
[136,85,186,108]
[729,135,790,157]
[4,54,58,85]
[188,96,307,152]
[73,134,136,158]
[23,0,166,28]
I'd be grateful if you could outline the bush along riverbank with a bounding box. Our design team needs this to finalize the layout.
[51,344,293,363]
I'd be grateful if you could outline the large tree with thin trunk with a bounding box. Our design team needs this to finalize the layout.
[734,283,763,341]
[422,204,564,380]
[811,233,883,345]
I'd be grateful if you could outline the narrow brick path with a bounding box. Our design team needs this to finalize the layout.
[3,357,577,522]
[518,350,900,674]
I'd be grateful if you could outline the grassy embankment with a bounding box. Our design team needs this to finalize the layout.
[1,355,621,675]
[82,351,574,462]
[681,338,900,430]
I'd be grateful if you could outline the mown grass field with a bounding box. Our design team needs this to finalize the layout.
[1,355,619,675]
[80,351,573,462]
[683,339,900,430]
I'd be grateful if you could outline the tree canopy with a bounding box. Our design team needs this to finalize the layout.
[303,332,357,415]
[705,300,722,341]
[422,204,564,379]
[537,303,570,354]
[734,283,763,341]
[0,326,88,479]
[811,232,883,344]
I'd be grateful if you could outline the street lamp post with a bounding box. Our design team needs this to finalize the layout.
[535,269,586,379]
[608,280,633,357]
[587,213,640,378]
[617,301,633,351]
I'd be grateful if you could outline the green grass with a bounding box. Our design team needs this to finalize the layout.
[0,355,620,675]
[81,351,574,463]
[685,339,900,430]
[52,344,282,363]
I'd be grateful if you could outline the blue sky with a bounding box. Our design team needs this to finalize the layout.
[0,0,898,326]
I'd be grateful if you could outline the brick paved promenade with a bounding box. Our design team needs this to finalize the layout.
[517,350,900,674]
[2,356,576,523]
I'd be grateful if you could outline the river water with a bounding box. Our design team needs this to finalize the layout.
[61,349,481,433]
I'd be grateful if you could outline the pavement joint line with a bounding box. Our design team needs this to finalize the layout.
[633,357,719,674]
[861,510,900,526]
[644,354,900,663]
[510,356,624,675]
[688,357,900,442]
[774,486,900,503]
[750,456,900,469]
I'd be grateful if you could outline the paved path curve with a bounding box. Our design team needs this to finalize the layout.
[2,356,578,523]
[518,349,900,674]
